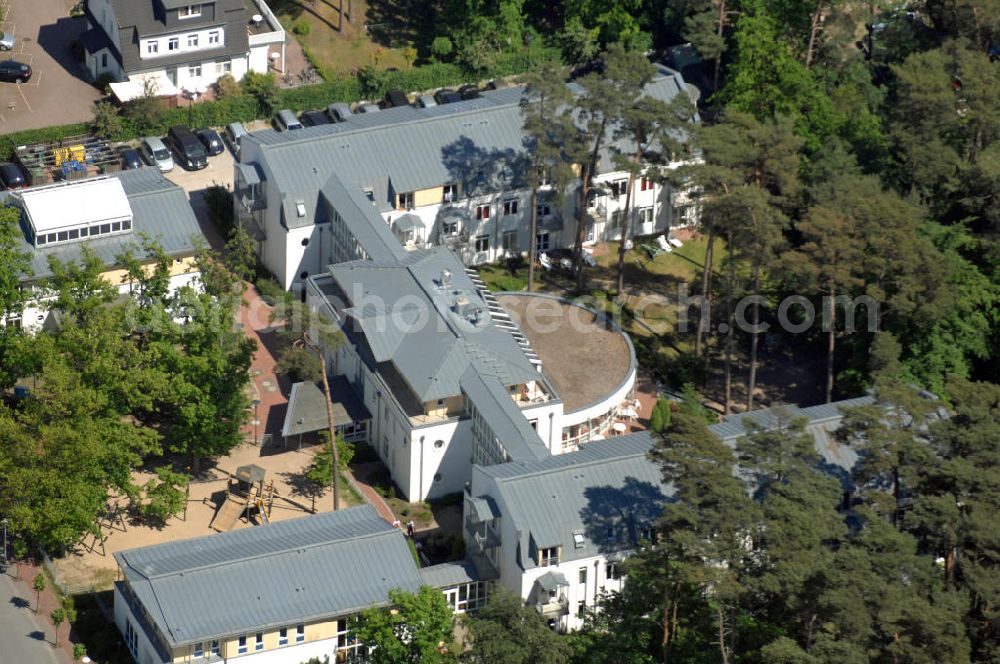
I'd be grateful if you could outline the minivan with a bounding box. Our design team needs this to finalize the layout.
[225,122,249,157]
[275,109,303,131]
[140,136,174,173]
[166,125,208,170]
[325,102,353,123]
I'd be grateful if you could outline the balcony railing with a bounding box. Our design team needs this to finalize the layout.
[536,596,569,616]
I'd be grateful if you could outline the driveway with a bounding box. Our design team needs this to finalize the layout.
[0,0,102,133]
[163,146,234,249]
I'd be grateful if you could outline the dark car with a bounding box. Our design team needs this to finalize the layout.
[0,162,26,189]
[485,79,507,90]
[120,147,143,170]
[458,84,481,100]
[166,125,208,170]
[300,110,330,127]
[382,89,408,108]
[0,60,31,83]
[434,88,462,105]
[195,127,224,156]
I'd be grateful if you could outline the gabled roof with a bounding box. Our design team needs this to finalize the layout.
[1,168,204,281]
[476,432,671,568]
[245,66,692,218]
[114,505,422,647]
[460,368,549,462]
[319,247,539,406]
[281,377,372,438]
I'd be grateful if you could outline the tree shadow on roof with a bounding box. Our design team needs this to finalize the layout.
[580,476,672,555]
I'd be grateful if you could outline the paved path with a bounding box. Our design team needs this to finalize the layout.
[0,572,63,664]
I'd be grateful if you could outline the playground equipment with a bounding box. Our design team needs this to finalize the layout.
[210,464,275,532]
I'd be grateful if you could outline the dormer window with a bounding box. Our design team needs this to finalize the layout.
[397,191,414,210]
[538,546,559,567]
[178,4,202,18]
[573,532,585,549]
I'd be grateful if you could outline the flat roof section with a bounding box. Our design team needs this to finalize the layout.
[496,293,634,414]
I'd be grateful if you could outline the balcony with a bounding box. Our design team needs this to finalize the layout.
[537,595,569,617]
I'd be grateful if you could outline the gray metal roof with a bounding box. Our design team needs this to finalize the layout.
[536,570,569,591]
[419,559,480,588]
[475,432,671,568]
[1,169,204,281]
[319,247,539,404]
[114,505,423,647]
[460,367,549,462]
[281,377,372,438]
[316,173,405,262]
[708,395,876,490]
[243,66,690,219]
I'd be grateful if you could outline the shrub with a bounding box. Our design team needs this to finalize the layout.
[431,36,453,60]
[138,468,190,526]
[214,73,241,98]
[292,20,311,36]
[650,397,672,433]
[356,65,388,98]
[242,71,279,116]
[90,101,124,140]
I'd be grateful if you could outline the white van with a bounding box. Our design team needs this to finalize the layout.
[275,109,303,131]
[225,122,249,156]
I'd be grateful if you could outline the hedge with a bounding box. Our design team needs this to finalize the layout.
[0,44,563,159]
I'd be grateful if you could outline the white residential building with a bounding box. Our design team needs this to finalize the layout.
[82,0,284,98]
[0,169,204,332]
[234,65,699,296]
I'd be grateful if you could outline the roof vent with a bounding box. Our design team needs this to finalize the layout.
[440,268,452,287]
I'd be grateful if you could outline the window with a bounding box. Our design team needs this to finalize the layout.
[538,546,559,566]
[188,64,202,78]
[606,561,621,580]
[254,632,263,651]
[638,526,654,543]
[610,209,625,230]
[193,643,204,658]
[605,527,616,543]
[68,229,79,240]
[57,231,68,242]
[535,231,550,252]
[237,635,248,655]
[577,600,586,618]
[640,177,653,191]
[208,30,220,45]
[179,4,202,18]
[475,204,490,220]
[502,230,517,253]
[475,235,490,252]
[211,640,220,656]
[536,203,551,218]
[215,60,231,74]
[168,37,179,51]
[397,192,414,209]
[502,198,519,215]
[187,34,199,48]
[100,223,111,235]
[122,219,132,231]
[101,53,108,68]
[296,624,305,643]
[573,532,585,549]
[578,567,587,584]
[443,183,458,202]
[611,179,628,198]
[125,622,138,656]
[296,201,307,218]
[442,219,459,236]
[639,206,654,226]
[147,41,159,54]
[111,221,122,232]
[364,189,375,203]
[36,235,46,246]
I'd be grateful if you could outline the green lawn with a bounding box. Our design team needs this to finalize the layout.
[271,0,413,76]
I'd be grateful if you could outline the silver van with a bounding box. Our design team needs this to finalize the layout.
[325,102,353,123]
[140,136,174,173]
[225,122,249,156]
[275,109,303,131]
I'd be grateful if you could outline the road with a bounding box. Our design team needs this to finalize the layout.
[0,572,61,664]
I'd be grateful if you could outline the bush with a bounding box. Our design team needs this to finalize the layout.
[276,346,321,382]
[255,275,288,306]
[431,36,454,60]
[203,184,235,236]
[292,20,311,36]
[649,397,672,433]
[214,73,241,98]
[138,468,190,526]
[90,101,125,140]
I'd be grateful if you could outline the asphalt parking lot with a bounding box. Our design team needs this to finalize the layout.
[0,0,101,133]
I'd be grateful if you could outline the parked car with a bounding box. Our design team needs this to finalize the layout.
[225,122,249,157]
[485,79,507,90]
[300,110,330,127]
[275,109,303,131]
[0,33,15,51]
[434,88,462,105]
[166,125,208,170]
[0,60,31,83]
[415,94,437,108]
[458,84,481,100]
[382,89,408,108]
[120,147,144,170]
[0,162,26,189]
[325,102,353,123]
[356,103,380,113]
[140,137,174,172]
[195,127,224,156]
